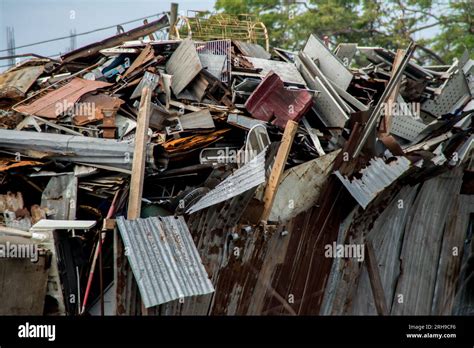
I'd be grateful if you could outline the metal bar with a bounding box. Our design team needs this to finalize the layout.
[353,42,416,157]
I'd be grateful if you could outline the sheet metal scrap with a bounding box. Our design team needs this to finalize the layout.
[245,72,313,128]
[15,78,112,119]
[0,10,473,318]
[116,215,214,308]
[0,65,45,99]
[187,147,266,213]
[335,156,412,209]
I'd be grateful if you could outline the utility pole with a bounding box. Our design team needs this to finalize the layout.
[6,26,15,68]
[69,28,77,52]
[169,3,178,39]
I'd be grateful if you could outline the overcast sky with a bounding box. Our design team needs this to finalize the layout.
[0,0,215,69]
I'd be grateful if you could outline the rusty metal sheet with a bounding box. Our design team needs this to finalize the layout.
[15,78,111,119]
[0,159,43,172]
[163,129,230,156]
[73,93,124,125]
[122,44,155,78]
[245,72,313,128]
[0,65,44,99]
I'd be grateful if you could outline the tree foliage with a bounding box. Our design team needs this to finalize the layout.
[214,0,474,64]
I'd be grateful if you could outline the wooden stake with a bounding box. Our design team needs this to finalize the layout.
[127,87,151,220]
[261,120,298,222]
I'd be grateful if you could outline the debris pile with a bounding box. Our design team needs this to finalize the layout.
[0,12,473,316]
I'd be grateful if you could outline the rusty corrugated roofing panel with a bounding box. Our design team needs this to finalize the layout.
[116,215,215,308]
[245,72,313,128]
[15,78,111,119]
[0,65,44,99]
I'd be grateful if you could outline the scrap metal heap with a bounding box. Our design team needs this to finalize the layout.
[0,13,473,316]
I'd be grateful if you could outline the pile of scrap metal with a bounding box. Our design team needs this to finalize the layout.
[0,12,473,316]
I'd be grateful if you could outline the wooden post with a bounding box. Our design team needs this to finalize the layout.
[260,120,298,222]
[380,49,404,133]
[126,86,151,316]
[127,86,151,219]
[169,3,179,38]
[365,240,389,315]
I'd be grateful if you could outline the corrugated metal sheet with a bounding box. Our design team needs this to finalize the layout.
[187,148,266,214]
[116,215,214,308]
[245,72,313,128]
[0,65,44,99]
[15,78,111,119]
[166,39,203,95]
[391,170,465,315]
[335,156,411,209]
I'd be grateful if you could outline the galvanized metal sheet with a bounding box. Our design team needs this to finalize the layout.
[116,215,215,308]
[198,53,226,81]
[269,150,339,221]
[166,39,203,95]
[187,148,266,214]
[303,34,353,90]
[298,60,348,127]
[422,69,471,117]
[335,156,411,209]
[245,56,306,86]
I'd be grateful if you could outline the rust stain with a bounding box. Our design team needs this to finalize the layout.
[15,77,111,119]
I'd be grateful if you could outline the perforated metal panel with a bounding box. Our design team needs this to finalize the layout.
[390,115,427,141]
[422,71,470,117]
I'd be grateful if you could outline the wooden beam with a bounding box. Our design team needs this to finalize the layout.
[380,49,405,133]
[127,87,151,220]
[365,240,389,315]
[62,16,169,62]
[261,120,298,222]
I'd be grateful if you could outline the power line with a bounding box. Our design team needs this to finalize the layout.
[0,12,166,54]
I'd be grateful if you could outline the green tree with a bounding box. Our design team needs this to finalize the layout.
[214,0,474,64]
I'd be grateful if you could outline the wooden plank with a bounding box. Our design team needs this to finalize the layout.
[62,15,169,62]
[127,87,151,220]
[261,120,298,222]
[365,240,389,315]
[381,49,404,133]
